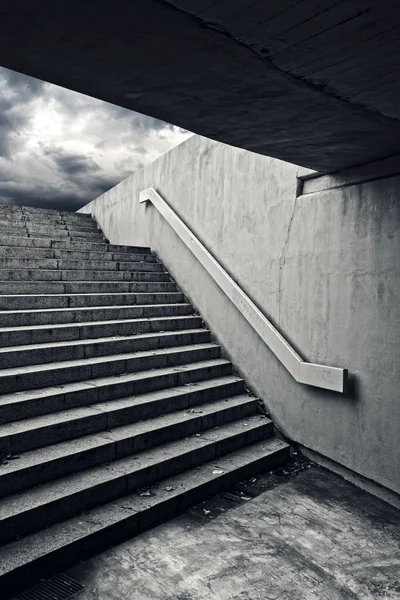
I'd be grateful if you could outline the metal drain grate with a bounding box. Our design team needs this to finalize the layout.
[14,573,84,600]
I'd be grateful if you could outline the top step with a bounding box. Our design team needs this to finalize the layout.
[0,205,92,219]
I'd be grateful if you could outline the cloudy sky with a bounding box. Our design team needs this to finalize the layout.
[0,66,192,211]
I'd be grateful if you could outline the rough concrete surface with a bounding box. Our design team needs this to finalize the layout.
[67,466,400,600]
[2,1,400,170]
[79,135,400,498]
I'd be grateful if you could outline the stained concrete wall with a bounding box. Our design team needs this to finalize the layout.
[79,135,400,497]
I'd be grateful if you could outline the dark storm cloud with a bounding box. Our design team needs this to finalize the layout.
[0,66,191,210]
[0,68,45,159]
[0,185,84,211]
[47,148,101,177]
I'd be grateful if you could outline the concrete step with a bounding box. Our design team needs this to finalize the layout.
[0,390,259,462]
[0,233,108,248]
[0,314,200,346]
[0,342,221,394]
[0,206,290,596]
[0,206,92,219]
[0,246,157,263]
[57,260,163,272]
[0,268,170,282]
[0,381,248,496]
[0,302,191,327]
[0,394,260,498]
[0,359,234,424]
[0,292,185,310]
[0,280,178,295]
[0,221,99,234]
[0,415,270,546]
[0,234,151,254]
[0,376,245,490]
[0,328,207,368]
[0,437,290,597]
[0,226,105,239]
[0,214,97,226]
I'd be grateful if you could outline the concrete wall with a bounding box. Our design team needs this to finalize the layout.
[79,135,400,497]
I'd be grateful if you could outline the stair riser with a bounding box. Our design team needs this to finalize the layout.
[0,281,178,295]
[0,443,289,598]
[0,292,185,311]
[1,329,208,368]
[0,363,233,424]
[0,259,165,273]
[0,222,99,234]
[0,344,219,394]
[0,211,92,223]
[0,251,156,264]
[0,293,184,310]
[0,224,103,235]
[0,315,201,346]
[0,237,109,251]
[0,421,269,546]
[0,236,150,254]
[0,303,191,327]
[0,270,169,282]
[0,400,260,501]
[0,231,105,242]
[58,261,163,272]
[0,247,55,259]
[0,215,95,225]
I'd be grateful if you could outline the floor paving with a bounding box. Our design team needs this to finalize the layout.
[65,463,400,600]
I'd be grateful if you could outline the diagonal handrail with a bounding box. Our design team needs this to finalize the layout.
[140,187,347,393]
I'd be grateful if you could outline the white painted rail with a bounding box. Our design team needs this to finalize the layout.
[140,187,347,393]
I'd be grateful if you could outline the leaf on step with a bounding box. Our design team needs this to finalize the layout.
[212,469,224,475]
[139,488,156,497]
[165,486,175,492]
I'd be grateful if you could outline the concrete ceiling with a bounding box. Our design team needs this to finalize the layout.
[1,0,400,172]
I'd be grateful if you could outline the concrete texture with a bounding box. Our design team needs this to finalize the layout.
[67,466,400,600]
[80,134,400,499]
[0,206,292,594]
[3,2,400,170]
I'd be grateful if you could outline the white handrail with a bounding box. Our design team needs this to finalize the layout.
[140,187,348,393]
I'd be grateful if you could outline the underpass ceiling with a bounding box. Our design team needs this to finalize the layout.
[0,0,400,171]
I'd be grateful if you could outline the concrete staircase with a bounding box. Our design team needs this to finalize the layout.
[0,205,290,597]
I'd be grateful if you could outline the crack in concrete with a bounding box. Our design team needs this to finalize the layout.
[277,196,297,322]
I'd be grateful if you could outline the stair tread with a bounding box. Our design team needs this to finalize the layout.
[0,302,187,316]
[0,268,162,275]
[0,234,150,250]
[0,327,203,353]
[0,436,289,577]
[0,314,196,333]
[0,358,233,407]
[0,394,258,475]
[0,416,267,519]
[0,292,181,301]
[0,277,168,283]
[0,342,218,378]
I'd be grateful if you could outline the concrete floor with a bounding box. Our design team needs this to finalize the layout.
[64,464,400,600]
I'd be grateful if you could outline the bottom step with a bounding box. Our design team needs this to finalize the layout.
[0,437,289,598]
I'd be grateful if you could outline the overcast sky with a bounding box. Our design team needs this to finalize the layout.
[0,66,192,211]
